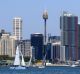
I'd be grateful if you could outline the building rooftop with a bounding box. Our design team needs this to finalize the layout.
[13,17,22,20]
[61,11,75,17]
[52,41,61,45]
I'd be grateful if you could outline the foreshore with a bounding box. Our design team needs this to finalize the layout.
[33,63,69,67]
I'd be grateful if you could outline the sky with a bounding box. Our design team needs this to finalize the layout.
[0,0,80,39]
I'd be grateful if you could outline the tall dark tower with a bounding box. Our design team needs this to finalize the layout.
[31,33,43,60]
[43,10,48,44]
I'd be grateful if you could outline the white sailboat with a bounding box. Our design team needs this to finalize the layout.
[14,46,20,66]
[10,46,26,69]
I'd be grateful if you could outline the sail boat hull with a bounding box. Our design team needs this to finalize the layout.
[10,66,26,69]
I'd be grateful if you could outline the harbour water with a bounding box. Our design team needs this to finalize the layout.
[0,66,80,74]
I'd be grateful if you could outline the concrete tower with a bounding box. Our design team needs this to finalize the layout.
[13,17,22,40]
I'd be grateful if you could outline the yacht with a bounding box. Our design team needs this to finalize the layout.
[10,46,26,69]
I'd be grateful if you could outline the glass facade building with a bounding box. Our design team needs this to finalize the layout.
[46,43,51,60]
[60,12,78,61]
[31,33,43,60]
[78,25,80,60]
[51,42,60,63]
[48,36,60,43]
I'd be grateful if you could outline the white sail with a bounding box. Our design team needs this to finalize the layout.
[21,53,25,66]
[28,47,32,66]
[14,46,20,65]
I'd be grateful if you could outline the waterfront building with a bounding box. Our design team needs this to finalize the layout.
[31,33,43,60]
[60,46,65,62]
[51,41,61,63]
[60,12,78,61]
[16,39,31,57]
[9,36,17,57]
[22,40,31,57]
[32,46,35,61]
[46,36,60,62]
[78,24,80,60]
[13,17,22,40]
[0,33,17,57]
[46,43,52,61]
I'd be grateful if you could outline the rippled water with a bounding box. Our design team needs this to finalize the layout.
[0,66,80,74]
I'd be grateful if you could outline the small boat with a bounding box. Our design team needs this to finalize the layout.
[10,66,26,69]
[10,46,26,69]
[70,63,78,67]
[70,61,78,67]
[38,65,45,68]
[71,64,76,67]
[46,62,53,66]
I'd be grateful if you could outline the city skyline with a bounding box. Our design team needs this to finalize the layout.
[0,0,80,39]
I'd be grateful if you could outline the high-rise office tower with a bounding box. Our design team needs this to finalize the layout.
[31,33,43,60]
[13,17,22,40]
[78,24,80,60]
[60,12,78,61]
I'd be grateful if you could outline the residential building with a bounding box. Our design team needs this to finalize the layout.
[0,33,17,57]
[13,17,22,40]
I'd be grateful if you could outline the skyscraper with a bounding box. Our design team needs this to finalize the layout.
[78,24,80,59]
[31,33,43,60]
[13,17,22,40]
[60,12,78,61]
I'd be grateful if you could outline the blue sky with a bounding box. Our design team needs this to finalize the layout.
[0,0,80,39]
